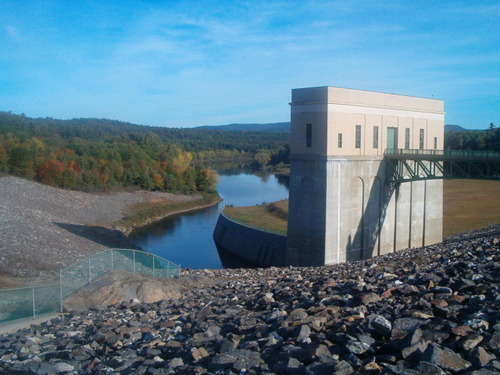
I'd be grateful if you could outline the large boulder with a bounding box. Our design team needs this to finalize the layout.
[63,270,182,311]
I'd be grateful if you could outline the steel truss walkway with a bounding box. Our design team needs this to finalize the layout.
[385,149,500,183]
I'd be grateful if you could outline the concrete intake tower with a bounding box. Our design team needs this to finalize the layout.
[287,86,445,266]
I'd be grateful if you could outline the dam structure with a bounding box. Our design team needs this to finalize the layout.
[287,86,445,266]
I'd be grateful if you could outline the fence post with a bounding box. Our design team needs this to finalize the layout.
[111,250,114,270]
[88,257,92,284]
[32,287,36,320]
[133,251,136,273]
[60,269,63,313]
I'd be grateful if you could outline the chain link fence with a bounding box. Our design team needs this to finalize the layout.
[0,249,180,325]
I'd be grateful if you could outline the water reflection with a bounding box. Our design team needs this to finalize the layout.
[130,170,289,269]
[275,174,290,188]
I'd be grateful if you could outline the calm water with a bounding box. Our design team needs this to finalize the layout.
[130,170,289,269]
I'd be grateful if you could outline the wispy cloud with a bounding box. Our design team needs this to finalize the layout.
[4,25,22,42]
[0,0,497,128]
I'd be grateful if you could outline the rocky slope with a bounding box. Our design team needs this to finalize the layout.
[0,176,198,283]
[0,225,499,374]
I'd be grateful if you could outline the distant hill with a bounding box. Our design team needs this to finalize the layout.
[0,111,289,192]
[445,124,468,133]
[197,122,290,133]
[201,123,467,134]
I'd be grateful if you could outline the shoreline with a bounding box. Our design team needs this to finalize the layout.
[116,196,223,236]
[0,175,223,285]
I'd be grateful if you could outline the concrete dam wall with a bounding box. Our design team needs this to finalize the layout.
[212,213,287,267]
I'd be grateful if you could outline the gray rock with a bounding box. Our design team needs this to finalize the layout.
[346,340,371,355]
[487,331,500,350]
[469,370,500,375]
[422,343,471,372]
[306,362,336,375]
[191,347,210,362]
[352,292,381,306]
[402,339,429,360]
[461,333,483,351]
[370,315,392,335]
[273,357,305,374]
[418,361,445,375]
[385,364,420,375]
[168,357,184,368]
[55,362,75,373]
[333,360,353,375]
[295,324,311,342]
[393,318,427,332]
[209,353,238,371]
[468,346,496,368]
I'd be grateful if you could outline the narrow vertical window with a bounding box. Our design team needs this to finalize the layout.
[306,123,312,148]
[373,126,379,148]
[434,137,438,149]
[338,133,343,148]
[405,128,410,149]
[419,129,425,149]
[355,125,361,149]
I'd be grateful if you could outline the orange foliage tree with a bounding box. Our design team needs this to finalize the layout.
[36,159,64,186]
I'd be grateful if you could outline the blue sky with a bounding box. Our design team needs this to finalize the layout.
[1,0,498,129]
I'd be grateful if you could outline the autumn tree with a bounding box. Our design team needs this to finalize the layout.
[36,159,64,186]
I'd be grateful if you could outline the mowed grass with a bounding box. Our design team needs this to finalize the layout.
[224,180,499,237]
[443,179,500,237]
[224,199,288,234]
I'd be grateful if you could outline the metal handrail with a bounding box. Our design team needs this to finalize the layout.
[386,148,500,159]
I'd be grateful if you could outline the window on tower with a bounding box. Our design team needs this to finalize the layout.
[306,123,312,148]
[355,125,361,149]
[373,126,379,148]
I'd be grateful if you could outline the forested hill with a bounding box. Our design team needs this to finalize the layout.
[196,122,289,133]
[0,112,288,193]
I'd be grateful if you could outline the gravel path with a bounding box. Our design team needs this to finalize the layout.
[0,176,197,281]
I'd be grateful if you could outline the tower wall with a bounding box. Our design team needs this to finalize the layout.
[287,86,444,266]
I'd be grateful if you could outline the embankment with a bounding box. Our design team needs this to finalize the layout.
[0,176,218,284]
[0,225,498,374]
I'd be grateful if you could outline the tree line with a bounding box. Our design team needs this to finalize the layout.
[445,123,499,152]
[0,112,289,193]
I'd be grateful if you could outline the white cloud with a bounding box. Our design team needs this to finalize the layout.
[0,0,497,128]
[5,25,22,42]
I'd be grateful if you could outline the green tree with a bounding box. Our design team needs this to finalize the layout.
[0,143,7,171]
[8,146,34,177]
[196,168,218,192]
[254,150,271,168]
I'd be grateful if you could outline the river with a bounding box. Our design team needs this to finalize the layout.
[129,170,289,269]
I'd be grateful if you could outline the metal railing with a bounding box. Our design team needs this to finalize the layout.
[0,249,180,325]
[0,283,60,324]
[386,148,500,159]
